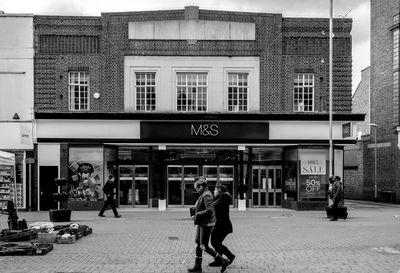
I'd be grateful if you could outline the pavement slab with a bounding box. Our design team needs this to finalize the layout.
[0,200,400,273]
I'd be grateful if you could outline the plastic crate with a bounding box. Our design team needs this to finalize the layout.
[38,232,58,243]
[56,235,76,244]
[83,227,92,236]
[34,243,54,255]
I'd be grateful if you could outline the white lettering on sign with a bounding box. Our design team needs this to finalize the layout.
[190,124,219,137]
[305,178,321,192]
[301,160,326,175]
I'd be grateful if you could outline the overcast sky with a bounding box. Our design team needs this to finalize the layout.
[0,0,370,93]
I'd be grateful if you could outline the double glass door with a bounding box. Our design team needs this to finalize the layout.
[167,165,198,206]
[167,165,234,207]
[118,165,149,207]
[252,166,282,207]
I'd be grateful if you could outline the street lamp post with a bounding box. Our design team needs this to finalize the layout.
[328,0,333,178]
[370,123,378,200]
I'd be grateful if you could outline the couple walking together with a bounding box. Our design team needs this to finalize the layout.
[189,176,235,273]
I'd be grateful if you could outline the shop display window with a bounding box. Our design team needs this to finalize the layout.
[68,147,104,201]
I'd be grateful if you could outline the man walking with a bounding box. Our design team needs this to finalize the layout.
[98,175,121,218]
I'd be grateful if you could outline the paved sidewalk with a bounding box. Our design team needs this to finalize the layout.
[0,200,400,273]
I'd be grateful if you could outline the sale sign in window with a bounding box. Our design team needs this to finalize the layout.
[300,160,327,199]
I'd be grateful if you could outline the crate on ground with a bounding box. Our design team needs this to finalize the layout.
[83,227,92,236]
[0,229,37,242]
[37,232,58,243]
[56,234,76,244]
[34,243,53,255]
[0,243,53,256]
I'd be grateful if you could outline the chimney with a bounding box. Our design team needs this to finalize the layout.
[185,6,199,20]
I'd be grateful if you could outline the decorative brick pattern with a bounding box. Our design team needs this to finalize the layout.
[34,8,352,115]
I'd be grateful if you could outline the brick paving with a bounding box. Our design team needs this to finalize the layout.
[1,200,400,273]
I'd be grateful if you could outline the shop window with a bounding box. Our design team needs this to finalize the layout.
[227,73,248,112]
[68,147,104,201]
[68,71,89,111]
[135,72,156,111]
[293,73,314,112]
[176,73,207,112]
[252,148,283,163]
[118,147,150,162]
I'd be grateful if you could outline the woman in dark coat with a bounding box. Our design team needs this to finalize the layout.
[188,177,229,273]
[209,184,236,267]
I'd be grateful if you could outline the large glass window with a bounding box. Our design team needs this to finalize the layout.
[228,73,248,112]
[135,72,156,111]
[68,71,89,111]
[176,73,207,112]
[293,73,314,112]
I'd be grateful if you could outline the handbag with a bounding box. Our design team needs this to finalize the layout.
[189,207,195,217]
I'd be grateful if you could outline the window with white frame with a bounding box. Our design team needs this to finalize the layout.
[176,73,207,112]
[68,71,89,111]
[228,73,248,112]
[293,73,314,112]
[135,72,156,111]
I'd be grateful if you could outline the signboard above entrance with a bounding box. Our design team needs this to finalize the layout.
[140,121,269,142]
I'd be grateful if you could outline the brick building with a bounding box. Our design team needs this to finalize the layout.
[32,6,363,211]
[0,13,34,210]
[344,67,370,199]
[348,0,399,203]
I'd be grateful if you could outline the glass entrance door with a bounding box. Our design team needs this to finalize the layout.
[167,165,198,207]
[252,166,282,207]
[118,165,149,207]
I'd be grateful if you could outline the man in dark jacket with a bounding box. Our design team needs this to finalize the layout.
[98,175,121,218]
[330,175,346,221]
[209,184,235,267]
[188,177,228,273]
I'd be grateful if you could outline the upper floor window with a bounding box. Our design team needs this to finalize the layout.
[228,73,248,112]
[69,71,89,111]
[176,73,207,112]
[394,13,399,25]
[135,72,156,111]
[293,73,314,112]
[394,28,399,71]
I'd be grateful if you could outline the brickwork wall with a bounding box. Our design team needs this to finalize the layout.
[34,16,104,112]
[352,67,370,136]
[369,0,400,202]
[34,8,352,114]
[371,0,399,141]
[343,143,363,199]
[282,18,352,113]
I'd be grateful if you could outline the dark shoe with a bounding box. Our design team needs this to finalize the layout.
[215,254,228,273]
[344,213,348,220]
[115,215,121,218]
[227,254,236,265]
[188,257,202,273]
[98,214,105,217]
[208,259,222,267]
[330,218,338,221]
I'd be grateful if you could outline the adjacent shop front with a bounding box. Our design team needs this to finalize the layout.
[35,113,363,210]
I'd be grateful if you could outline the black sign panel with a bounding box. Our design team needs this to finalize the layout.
[140,121,269,141]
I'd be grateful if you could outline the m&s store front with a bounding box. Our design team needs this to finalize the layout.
[35,112,363,210]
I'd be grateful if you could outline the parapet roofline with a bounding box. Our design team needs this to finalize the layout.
[34,112,365,122]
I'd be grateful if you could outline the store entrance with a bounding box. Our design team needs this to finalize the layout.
[252,166,282,207]
[118,165,149,207]
[167,165,198,206]
[167,165,235,207]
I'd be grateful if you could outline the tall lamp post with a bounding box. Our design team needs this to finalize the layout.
[328,0,333,178]
[370,123,378,200]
